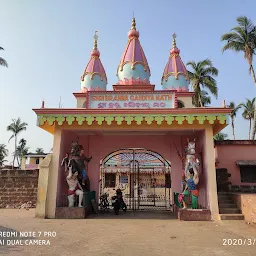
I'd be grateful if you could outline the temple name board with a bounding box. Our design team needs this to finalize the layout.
[87,91,175,109]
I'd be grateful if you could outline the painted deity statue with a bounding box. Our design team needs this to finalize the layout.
[61,140,92,207]
[66,166,84,207]
[180,156,199,209]
[175,138,200,209]
[61,152,70,172]
[69,141,92,191]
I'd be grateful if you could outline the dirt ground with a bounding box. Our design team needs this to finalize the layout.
[0,209,255,256]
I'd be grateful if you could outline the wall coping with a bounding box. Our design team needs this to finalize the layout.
[215,140,256,145]
[38,154,52,168]
[229,192,256,195]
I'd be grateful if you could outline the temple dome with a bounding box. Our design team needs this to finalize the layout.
[81,31,107,92]
[161,34,189,91]
[116,18,151,85]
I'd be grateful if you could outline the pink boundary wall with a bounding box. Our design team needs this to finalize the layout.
[214,141,256,186]
[56,130,210,209]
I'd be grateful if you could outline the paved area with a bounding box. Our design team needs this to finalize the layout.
[0,209,255,256]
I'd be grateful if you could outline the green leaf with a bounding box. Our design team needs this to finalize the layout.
[105,116,114,125]
[96,116,104,125]
[66,115,75,125]
[175,115,185,125]
[38,116,47,125]
[206,115,216,124]
[47,116,56,125]
[217,115,227,124]
[125,116,134,125]
[186,115,195,124]
[76,116,85,125]
[196,115,206,124]
[165,115,174,125]
[154,115,164,125]
[56,116,65,125]
[134,116,143,125]
[145,115,154,125]
[86,116,94,125]
[115,116,124,125]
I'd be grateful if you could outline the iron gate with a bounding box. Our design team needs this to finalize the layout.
[99,148,172,211]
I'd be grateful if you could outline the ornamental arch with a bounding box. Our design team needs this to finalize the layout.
[99,148,172,211]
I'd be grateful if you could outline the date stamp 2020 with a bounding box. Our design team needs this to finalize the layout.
[223,238,256,246]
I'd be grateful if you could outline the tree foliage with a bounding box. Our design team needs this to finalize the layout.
[187,59,218,107]
[7,118,28,167]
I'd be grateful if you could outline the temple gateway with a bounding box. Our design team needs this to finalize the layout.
[33,18,231,221]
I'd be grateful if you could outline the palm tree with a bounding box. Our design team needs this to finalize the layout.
[16,139,29,167]
[192,90,211,107]
[0,47,8,67]
[199,90,211,106]
[227,101,241,140]
[35,148,44,154]
[0,144,8,167]
[7,118,28,167]
[239,98,255,140]
[214,133,228,141]
[221,16,256,140]
[186,59,218,107]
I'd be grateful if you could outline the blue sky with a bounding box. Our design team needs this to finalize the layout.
[0,0,256,164]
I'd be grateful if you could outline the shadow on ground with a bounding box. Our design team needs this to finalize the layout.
[88,210,177,220]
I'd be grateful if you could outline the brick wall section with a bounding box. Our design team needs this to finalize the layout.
[0,169,39,208]
[232,193,256,223]
[177,208,211,221]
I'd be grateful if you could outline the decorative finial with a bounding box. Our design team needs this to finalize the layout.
[93,30,98,50]
[172,33,177,48]
[131,16,136,30]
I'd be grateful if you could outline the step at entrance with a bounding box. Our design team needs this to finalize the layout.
[217,192,244,220]
[219,208,241,214]
[218,203,238,208]
[219,214,244,220]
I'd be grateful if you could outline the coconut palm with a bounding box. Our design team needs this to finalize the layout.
[192,90,211,107]
[16,139,29,167]
[227,101,241,140]
[199,90,212,106]
[186,59,218,107]
[238,98,255,140]
[35,148,44,154]
[221,16,256,140]
[7,118,28,167]
[214,133,228,141]
[0,47,8,67]
[0,144,8,166]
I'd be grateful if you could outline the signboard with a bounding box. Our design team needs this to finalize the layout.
[87,91,175,109]
[119,175,128,184]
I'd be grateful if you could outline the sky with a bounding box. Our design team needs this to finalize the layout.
[0,0,256,164]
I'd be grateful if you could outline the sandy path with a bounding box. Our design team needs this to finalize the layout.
[0,209,255,256]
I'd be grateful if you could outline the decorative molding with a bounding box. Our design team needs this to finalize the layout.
[76,116,85,125]
[37,113,229,127]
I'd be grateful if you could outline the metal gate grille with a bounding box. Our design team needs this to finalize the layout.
[99,148,172,211]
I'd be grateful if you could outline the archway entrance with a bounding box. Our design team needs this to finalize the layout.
[100,148,172,211]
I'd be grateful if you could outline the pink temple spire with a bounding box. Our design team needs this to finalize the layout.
[81,31,107,83]
[162,33,189,83]
[117,17,151,76]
